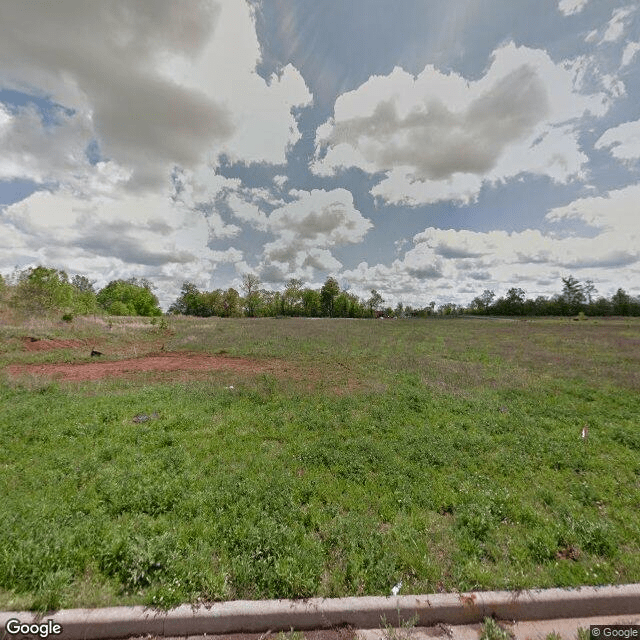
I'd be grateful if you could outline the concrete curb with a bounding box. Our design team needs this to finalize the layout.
[1,584,639,640]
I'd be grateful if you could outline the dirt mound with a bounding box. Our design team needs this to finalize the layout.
[7,352,292,382]
[21,337,89,351]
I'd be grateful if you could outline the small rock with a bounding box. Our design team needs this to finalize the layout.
[132,412,159,424]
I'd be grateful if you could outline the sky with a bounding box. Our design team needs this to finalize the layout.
[0,0,639,310]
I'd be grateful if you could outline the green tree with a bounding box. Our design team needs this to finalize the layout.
[169,282,203,315]
[97,279,162,316]
[347,292,366,317]
[333,291,351,317]
[108,300,133,316]
[561,275,585,314]
[591,296,612,316]
[583,280,597,304]
[366,289,384,317]
[255,289,276,316]
[611,288,631,315]
[283,278,304,316]
[320,277,340,317]
[439,302,460,315]
[13,266,74,315]
[71,275,95,292]
[71,275,98,315]
[241,274,261,317]
[301,288,321,317]
[470,289,495,313]
[222,287,241,317]
[201,290,224,316]
[506,287,525,314]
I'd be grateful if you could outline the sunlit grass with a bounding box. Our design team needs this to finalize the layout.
[0,316,639,610]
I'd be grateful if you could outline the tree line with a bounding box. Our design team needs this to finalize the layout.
[167,276,387,318]
[169,274,640,318]
[465,276,640,317]
[0,266,163,319]
[0,266,638,319]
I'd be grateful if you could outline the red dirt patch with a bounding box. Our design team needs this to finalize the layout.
[21,337,89,351]
[7,352,293,382]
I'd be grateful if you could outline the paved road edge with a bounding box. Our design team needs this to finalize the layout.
[1,583,639,639]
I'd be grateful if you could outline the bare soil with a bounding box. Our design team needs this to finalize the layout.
[21,337,90,351]
[7,352,295,382]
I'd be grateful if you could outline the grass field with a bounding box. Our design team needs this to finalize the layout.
[1,314,639,611]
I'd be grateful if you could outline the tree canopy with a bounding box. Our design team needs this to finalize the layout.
[96,278,162,316]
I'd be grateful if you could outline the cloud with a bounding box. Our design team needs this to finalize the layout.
[0,1,235,190]
[208,247,244,263]
[313,43,608,205]
[340,183,640,306]
[622,41,640,67]
[242,187,286,207]
[171,166,241,207]
[558,0,589,16]
[412,226,639,271]
[0,102,93,184]
[269,188,372,244]
[595,119,640,162]
[227,193,269,231]
[156,0,312,166]
[260,241,343,283]
[601,6,636,44]
[0,0,311,193]
[256,188,372,282]
[545,183,640,235]
[0,187,245,306]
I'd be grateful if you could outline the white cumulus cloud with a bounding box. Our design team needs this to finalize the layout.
[257,188,373,282]
[601,6,636,43]
[0,188,245,307]
[595,119,640,162]
[313,43,608,205]
[545,183,640,236]
[558,0,589,16]
[0,0,312,192]
[622,41,640,67]
[340,183,640,306]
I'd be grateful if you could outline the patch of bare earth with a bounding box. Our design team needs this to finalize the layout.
[7,352,293,382]
[21,337,90,351]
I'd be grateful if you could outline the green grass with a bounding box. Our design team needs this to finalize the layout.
[1,316,639,610]
[480,617,513,640]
